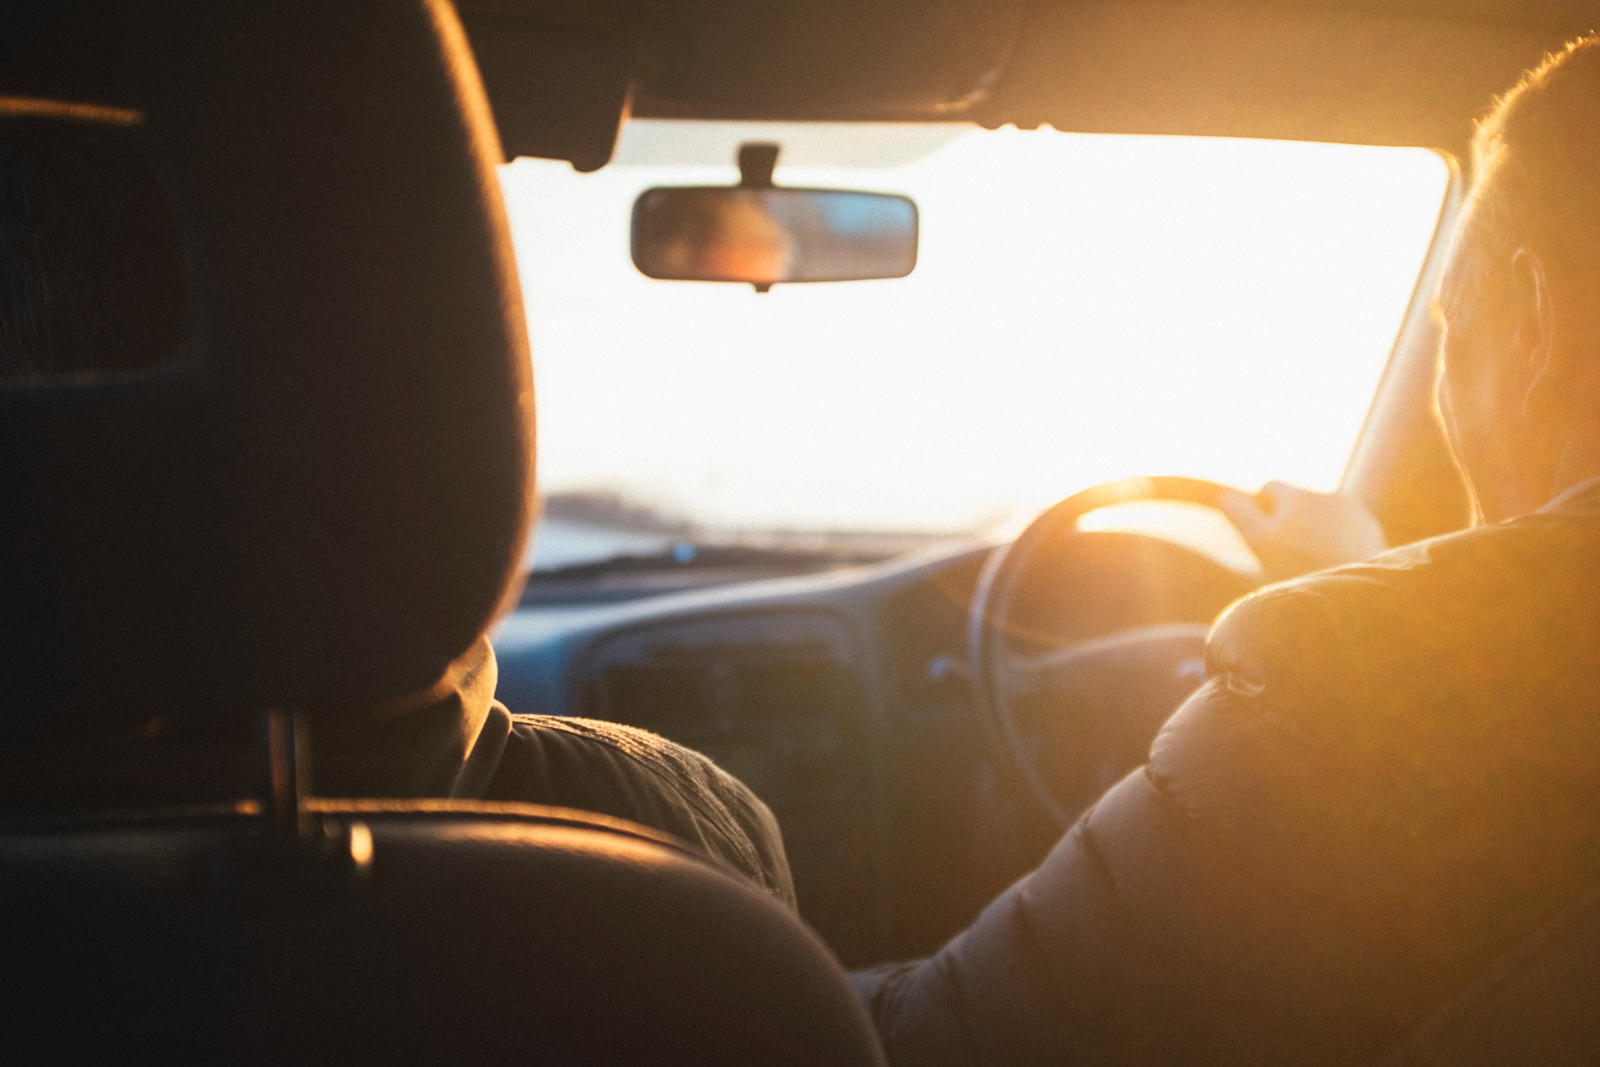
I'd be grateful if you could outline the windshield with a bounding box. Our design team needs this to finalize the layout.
[499,121,1449,571]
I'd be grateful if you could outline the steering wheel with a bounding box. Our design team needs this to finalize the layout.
[967,476,1256,828]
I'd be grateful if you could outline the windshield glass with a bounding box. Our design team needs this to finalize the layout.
[499,121,1449,571]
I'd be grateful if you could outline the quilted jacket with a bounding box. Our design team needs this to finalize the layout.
[858,485,1600,1065]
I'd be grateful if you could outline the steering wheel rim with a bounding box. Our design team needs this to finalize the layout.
[967,476,1242,828]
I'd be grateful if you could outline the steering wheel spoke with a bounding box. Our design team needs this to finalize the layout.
[1007,623,1213,695]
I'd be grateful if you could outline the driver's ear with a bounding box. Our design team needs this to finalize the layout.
[1513,247,1558,418]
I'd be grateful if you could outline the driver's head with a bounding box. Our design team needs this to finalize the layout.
[1439,36,1600,522]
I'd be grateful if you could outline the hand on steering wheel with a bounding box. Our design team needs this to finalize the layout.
[969,476,1388,829]
[968,477,1251,828]
[1218,481,1387,582]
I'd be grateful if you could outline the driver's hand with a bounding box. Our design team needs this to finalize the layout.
[1218,481,1387,582]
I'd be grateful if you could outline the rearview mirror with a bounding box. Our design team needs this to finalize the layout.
[631,186,918,289]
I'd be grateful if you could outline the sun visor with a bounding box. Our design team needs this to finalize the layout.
[629,0,1028,120]
[977,1,1587,151]
[601,0,1588,150]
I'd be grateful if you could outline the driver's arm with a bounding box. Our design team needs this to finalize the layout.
[855,520,1599,1065]
[857,575,1419,1066]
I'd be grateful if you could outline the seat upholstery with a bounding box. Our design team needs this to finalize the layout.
[0,4,884,1063]
[0,0,536,735]
[1,802,884,1066]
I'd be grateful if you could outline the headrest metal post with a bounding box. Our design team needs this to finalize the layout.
[260,709,310,840]
[215,710,371,904]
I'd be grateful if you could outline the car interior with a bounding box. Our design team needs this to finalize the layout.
[5,0,1600,1062]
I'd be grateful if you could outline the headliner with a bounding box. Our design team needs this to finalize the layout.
[459,0,1600,159]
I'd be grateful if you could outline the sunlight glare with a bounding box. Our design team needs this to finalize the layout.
[499,122,1448,536]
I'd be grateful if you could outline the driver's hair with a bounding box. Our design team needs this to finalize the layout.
[1463,34,1600,287]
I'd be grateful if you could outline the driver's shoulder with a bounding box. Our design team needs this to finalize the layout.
[1145,506,1600,903]
[1207,509,1600,685]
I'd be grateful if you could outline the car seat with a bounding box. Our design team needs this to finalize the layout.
[0,2,885,1064]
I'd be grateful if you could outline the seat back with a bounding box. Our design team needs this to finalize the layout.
[1,802,885,1066]
[0,4,883,1064]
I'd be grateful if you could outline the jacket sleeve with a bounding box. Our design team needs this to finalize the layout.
[863,540,1600,1065]
[865,676,1361,1067]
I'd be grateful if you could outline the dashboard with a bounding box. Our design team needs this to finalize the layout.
[493,534,1254,966]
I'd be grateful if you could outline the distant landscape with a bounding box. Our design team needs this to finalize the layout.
[527,489,959,571]
[541,490,693,535]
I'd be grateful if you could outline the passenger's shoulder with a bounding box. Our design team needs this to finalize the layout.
[507,713,680,760]
[503,714,749,800]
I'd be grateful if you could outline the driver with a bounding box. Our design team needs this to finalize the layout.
[855,36,1600,1063]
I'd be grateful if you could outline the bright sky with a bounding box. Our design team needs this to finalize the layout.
[498,121,1448,536]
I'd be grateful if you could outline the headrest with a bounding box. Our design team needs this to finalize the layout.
[0,1,535,739]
